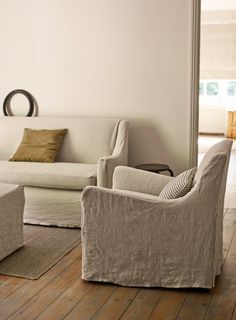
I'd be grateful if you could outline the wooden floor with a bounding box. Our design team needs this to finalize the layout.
[0,208,236,320]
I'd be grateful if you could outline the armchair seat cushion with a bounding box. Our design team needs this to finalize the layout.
[0,161,97,190]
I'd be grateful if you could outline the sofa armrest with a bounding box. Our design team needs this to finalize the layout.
[97,120,129,188]
[113,166,173,196]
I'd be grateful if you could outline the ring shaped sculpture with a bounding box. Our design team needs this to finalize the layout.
[3,89,34,117]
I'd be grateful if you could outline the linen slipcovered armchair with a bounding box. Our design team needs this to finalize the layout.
[81,140,232,288]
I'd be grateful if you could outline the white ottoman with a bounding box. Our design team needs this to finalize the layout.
[0,183,25,261]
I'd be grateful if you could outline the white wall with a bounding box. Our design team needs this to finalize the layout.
[202,0,236,10]
[0,0,195,173]
[199,107,227,134]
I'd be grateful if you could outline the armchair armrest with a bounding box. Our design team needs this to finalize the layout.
[113,166,173,196]
[81,186,217,288]
[97,120,129,188]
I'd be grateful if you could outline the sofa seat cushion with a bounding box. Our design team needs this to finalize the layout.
[0,161,97,190]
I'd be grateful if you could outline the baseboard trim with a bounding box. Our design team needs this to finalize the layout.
[199,132,225,136]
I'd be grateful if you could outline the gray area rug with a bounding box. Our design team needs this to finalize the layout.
[0,225,81,280]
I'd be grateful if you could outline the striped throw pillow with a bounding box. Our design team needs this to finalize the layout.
[159,167,197,199]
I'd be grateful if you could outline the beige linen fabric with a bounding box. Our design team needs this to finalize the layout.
[0,118,129,227]
[0,117,120,164]
[195,139,232,276]
[113,166,173,196]
[81,140,232,288]
[24,187,82,228]
[0,184,25,261]
[0,161,97,190]
[97,120,129,188]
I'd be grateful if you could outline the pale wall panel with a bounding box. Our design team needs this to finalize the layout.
[0,0,195,173]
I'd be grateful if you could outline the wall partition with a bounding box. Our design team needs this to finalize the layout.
[0,0,200,173]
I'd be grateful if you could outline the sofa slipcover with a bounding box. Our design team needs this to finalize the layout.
[0,117,129,227]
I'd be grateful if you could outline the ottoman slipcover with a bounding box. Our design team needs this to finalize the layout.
[0,183,24,261]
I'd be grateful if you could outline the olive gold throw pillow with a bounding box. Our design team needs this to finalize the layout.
[10,128,67,163]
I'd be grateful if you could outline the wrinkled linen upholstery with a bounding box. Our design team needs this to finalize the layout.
[81,140,232,288]
[194,139,233,277]
[0,184,25,260]
[113,166,173,196]
[23,187,83,227]
[0,117,120,164]
[0,117,129,227]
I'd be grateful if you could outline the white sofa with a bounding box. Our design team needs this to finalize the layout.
[0,117,129,227]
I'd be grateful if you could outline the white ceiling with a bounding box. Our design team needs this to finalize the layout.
[202,0,236,10]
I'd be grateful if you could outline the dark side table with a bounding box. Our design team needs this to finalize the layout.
[135,163,174,176]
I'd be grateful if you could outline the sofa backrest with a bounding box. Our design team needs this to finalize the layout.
[0,117,121,164]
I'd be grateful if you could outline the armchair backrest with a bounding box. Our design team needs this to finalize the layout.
[193,139,233,276]
[194,139,232,202]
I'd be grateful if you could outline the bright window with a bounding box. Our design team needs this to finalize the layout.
[206,82,219,96]
[199,82,205,95]
[228,81,236,96]
[199,79,236,109]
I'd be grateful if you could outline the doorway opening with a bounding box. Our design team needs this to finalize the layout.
[199,0,236,208]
